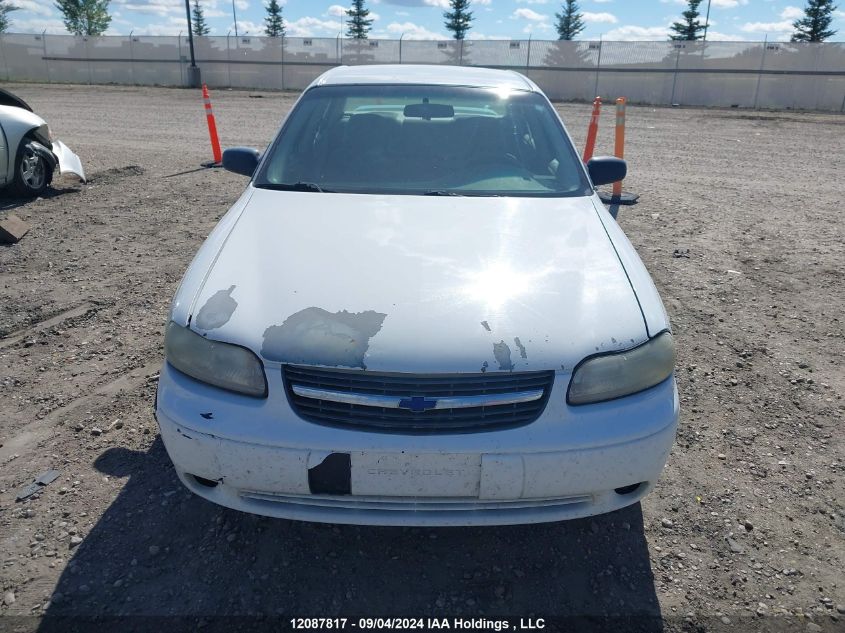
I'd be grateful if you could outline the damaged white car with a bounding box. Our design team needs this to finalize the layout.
[0,89,85,197]
[157,65,679,526]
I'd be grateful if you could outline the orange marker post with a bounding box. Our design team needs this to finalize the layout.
[582,96,602,162]
[612,97,626,198]
[202,84,223,166]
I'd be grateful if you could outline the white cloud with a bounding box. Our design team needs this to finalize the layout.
[601,24,670,40]
[710,0,749,7]
[13,0,56,16]
[326,4,347,17]
[371,0,449,5]
[593,0,613,3]
[112,0,183,17]
[129,15,194,35]
[740,20,792,33]
[384,20,445,39]
[6,17,67,34]
[230,20,264,34]
[515,0,549,3]
[583,11,617,24]
[703,30,742,40]
[512,8,547,21]
[285,16,343,36]
[780,6,803,20]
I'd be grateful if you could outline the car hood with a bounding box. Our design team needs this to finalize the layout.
[187,188,647,373]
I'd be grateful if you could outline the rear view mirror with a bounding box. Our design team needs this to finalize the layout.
[586,156,627,187]
[223,147,261,177]
[403,103,455,119]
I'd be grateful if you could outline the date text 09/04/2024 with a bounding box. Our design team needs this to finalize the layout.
[290,618,546,630]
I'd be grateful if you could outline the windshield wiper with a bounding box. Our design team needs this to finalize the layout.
[256,182,332,193]
[424,190,504,197]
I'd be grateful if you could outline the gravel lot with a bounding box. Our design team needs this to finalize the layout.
[0,83,843,632]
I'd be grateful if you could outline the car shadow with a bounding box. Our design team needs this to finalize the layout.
[0,186,80,211]
[39,438,663,632]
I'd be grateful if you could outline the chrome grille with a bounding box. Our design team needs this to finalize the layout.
[283,365,555,433]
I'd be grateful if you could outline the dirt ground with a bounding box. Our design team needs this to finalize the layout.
[0,83,843,632]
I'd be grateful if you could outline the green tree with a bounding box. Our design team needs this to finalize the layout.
[791,0,838,41]
[54,0,111,36]
[191,0,209,36]
[555,0,584,40]
[668,0,705,41]
[264,0,285,37]
[0,0,20,33]
[346,0,373,39]
[444,0,473,40]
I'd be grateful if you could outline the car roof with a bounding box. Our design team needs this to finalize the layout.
[312,64,540,93]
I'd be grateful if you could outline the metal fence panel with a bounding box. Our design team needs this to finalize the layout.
[600,41,678,69]
[532,40,599,70]
[675,72,759,108]
[526,69,596,102]
[2,34,50,82]
[1,34,843,112]
[84,36,134,84]
[399,40,460,65]
[132,36,182,86]
[44,35,91,84]
[341,39,399,64]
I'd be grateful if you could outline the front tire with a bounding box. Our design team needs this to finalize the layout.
[10,139,53,197]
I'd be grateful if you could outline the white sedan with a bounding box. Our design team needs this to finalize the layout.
[156,65,678,526]
[0,88,85,197]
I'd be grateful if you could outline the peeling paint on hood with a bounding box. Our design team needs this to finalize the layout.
[195,285,238,331]
[187,189,649,373]
[262,307,387,368]
[493,340,514,371]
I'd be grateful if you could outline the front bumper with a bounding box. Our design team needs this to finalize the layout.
[51,139,86,182]
[156,362,679,526]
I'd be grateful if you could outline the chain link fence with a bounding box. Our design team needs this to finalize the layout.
[1,33,844,111]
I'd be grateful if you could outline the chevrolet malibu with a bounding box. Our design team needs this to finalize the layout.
[156,65,678,526]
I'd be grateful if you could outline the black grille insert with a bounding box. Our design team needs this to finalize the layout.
[283,365,554,434]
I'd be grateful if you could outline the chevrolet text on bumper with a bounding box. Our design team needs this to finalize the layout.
[157,65,679,526]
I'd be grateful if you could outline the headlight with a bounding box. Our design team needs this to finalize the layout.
[164,321,267,397]
[567,331,676,405]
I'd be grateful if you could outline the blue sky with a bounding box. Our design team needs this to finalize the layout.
[11,0,845,41]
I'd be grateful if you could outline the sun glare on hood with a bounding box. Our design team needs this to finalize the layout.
[461,260,552,312]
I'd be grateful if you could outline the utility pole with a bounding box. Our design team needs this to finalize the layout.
[184,0,200,86]
[232,0,239,37]
[703,0,712,41]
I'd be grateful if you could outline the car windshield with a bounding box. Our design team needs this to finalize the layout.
[254,84,592,197]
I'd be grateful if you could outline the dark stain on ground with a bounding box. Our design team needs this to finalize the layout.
[88,165,146,185]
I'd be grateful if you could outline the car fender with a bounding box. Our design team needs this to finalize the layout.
[592,197,671,337]
[0,105,49,182]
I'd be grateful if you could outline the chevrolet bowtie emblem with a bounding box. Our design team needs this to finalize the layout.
[397,396,438,413]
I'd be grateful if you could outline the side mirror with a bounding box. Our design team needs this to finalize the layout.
[222,147,261,177]
[586,156,627,187]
